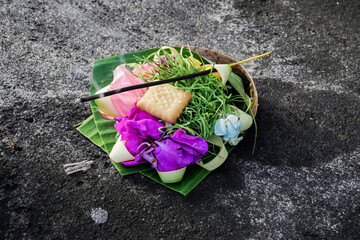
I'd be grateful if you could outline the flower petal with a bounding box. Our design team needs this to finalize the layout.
[132,63,157,79]
[214,118,227,136]
[113,106,164,164]
[171,128,208,155]
[224,119,239,139]
[226,114,242,131]
[109,65,147,117]
[153,139,196,171]
[228,136,243,146]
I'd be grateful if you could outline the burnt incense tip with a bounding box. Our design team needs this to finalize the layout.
[74,99,82,104]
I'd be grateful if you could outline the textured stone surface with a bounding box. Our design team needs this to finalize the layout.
[1,0,359,239]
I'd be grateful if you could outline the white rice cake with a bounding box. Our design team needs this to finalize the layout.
[137,84,191,124]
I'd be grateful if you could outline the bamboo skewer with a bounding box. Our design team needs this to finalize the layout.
[229,52,271,67]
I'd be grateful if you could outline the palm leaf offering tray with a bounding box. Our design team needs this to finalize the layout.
[76,46,265,195]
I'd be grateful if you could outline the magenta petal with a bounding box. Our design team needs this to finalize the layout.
[135,143,158,168]
[121,132,141,156]
[113,106,164,166]
[114,107,164,141]
[127,119,164,139]
[114,117,127,134]
[121,158,147,166]
[115,106,158,122]
[127,106,159,121]
[153,139,193,171]
[171,128,208,155]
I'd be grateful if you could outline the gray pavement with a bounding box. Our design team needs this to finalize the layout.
[1,0,359,239]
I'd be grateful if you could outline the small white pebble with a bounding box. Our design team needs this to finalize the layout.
[91,208,108,224]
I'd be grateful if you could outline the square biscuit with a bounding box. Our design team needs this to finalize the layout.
[137,84,191,124]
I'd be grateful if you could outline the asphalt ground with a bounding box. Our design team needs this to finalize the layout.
[1,0,359,239]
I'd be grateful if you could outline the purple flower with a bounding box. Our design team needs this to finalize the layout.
[113,107,208,170]
[114,106,164,165]
[137,129,208,171]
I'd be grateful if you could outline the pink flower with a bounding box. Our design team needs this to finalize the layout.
[99,65,147,119]
[132,63,158,79]
[110,65,147,117]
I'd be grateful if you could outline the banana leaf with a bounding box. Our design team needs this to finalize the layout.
[76,115,106,152]
[76,47,246,195]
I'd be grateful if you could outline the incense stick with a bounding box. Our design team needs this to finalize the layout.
[75,69,213,103]
[75,52,271,104]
